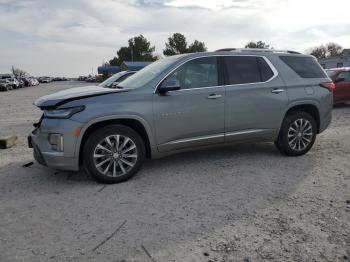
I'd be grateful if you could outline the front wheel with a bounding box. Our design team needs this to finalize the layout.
[275,111,317,156]
[83,125,145,183]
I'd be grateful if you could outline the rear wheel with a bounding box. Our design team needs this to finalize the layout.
[83,125,145,183]
[275,111,317,156]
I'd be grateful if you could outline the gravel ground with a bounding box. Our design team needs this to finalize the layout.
[0,81,349,262]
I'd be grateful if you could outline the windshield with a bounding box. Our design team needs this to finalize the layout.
[118,57,179,89]
[99,71,131,87]
[326,70,338,78]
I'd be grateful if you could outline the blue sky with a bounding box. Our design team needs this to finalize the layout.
[0,0,349,77]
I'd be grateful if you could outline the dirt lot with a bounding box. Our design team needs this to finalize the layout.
[0,81,349,262]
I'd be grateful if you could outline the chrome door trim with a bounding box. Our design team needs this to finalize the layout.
[154,55,279,94]
[158,133,224,152]
[225,129,267,137]
[163,133,224,145]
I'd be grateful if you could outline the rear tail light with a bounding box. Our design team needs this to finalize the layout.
[319,82,335,92]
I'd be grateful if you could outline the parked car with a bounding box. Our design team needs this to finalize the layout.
[17,78,24,88]
[78,76,88,81]
[20,77,31,87]
[39,77,52,83]
[52,77,68,81]
[6,77,20,89]
[0,79,12,91]
[99,71,136,88]
[29,49,333,183]
[29,77,39,86]
[0,74,13,80]
[326,67,350,104]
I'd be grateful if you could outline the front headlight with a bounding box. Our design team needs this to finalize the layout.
[44,106,85,119]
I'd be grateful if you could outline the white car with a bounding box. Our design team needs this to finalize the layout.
[7,78,20,89]
[29,78,39,86]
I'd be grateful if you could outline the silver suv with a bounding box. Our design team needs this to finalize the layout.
[29,49,333,183]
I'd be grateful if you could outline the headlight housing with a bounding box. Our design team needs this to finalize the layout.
[44,106,85,119]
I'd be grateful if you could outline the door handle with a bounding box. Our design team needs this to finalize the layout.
[271,88,285,94]
[207,94,222,99]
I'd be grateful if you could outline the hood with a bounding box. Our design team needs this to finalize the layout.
[34,85,127,109]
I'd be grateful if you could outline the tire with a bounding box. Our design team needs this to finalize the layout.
[275,111,317,156]
[83,125,145,183]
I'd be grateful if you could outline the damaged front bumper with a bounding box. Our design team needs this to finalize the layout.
[28,117,82,171]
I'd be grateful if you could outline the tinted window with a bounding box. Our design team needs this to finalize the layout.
[223,56,274,85]
[257,57,274,81]
[165,57,218,89]
[279,56,327,78]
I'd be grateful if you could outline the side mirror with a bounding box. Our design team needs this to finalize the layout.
[335,77,345,83]
[158,79,180,94]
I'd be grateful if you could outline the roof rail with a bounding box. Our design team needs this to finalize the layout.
[215,48,301,54]
[216,48,237,52]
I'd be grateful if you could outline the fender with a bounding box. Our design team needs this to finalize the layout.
[74,114,156,157]
[276,99,321,135]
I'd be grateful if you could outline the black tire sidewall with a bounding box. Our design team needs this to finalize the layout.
[278,111,317,156]
[83,125,145,183]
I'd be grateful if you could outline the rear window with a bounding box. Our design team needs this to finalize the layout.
[279,56,327,78]
[223,56,275,85]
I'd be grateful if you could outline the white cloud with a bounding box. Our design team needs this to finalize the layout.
[0,0,349,76]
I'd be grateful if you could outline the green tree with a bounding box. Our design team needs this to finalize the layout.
[109,35,157,66]
[163,33,188,56]
[245,41,270,49]
[188,40,207,53]
[163,33,207,56]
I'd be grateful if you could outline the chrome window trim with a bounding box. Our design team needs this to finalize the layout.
[154,54,279,94]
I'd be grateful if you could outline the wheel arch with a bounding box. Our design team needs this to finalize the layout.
[76,115,154,165]
[281,102,321,133]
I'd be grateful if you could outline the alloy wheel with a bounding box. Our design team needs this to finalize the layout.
[93,134,138,177]
[287,118,313,151]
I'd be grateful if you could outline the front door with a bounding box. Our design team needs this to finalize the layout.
[153,57,225,152]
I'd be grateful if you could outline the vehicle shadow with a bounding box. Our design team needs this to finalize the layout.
[0,142,318,261]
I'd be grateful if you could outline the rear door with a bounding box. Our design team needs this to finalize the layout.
[153,56,225,152]
[222,55,288,142]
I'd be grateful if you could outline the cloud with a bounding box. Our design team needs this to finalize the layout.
[0,0,349,76]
